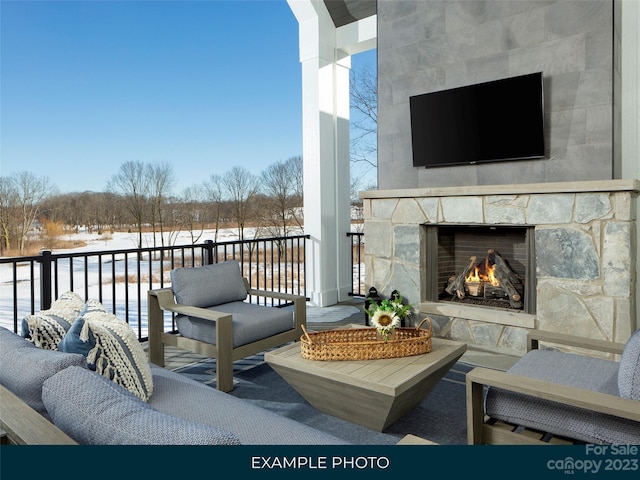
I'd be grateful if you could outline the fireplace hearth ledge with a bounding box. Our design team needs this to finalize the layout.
[420,301,535,329]
[359,179,640,200]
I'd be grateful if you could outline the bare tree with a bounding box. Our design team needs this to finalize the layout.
[107,161,150,249]
[203,174,224,243]
[222,166,258,242]
[43,191,122,234]
[176,184,207,245]
[148,162,174,248]
[260,156,303,238]
[0,176,18,254]
[350,63,378,187]
[285,155,304,228]
[10,171,52,254]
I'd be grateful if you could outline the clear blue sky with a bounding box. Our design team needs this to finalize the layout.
[1,0,376,194]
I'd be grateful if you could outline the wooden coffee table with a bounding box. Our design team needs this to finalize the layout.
[265,332,467,431]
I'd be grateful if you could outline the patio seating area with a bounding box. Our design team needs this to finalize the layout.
[139,297,522,445]
[3,290,639,446]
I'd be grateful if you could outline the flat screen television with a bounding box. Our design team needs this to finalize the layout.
[410,72,545,168]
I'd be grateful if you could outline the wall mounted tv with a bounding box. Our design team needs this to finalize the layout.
[410,72,545,168]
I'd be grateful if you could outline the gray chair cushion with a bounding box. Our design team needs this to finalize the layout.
[170,260,248,308]
[175,301,294,347]
[42,366,241,445]
[148,365,349,445]
[485,349,640,444]
[618,329,640,400]
[0,327,87,416]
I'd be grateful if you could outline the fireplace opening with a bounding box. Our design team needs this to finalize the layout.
[425,225,536,313]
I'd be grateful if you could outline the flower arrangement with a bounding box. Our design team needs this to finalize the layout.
[365,291,413,342]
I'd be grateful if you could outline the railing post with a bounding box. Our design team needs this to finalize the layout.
[203,240,215,265]
[39,250,53,310]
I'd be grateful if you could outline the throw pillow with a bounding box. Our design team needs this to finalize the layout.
[58,299,109,358]
[50,291,85,310]
[42,366,241,445]
[21,291,86,350]
[83,311,154,401]
[618,328,640,400]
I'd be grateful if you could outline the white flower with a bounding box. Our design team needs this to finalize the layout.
[391,301,403,310]
[371,310,400,332]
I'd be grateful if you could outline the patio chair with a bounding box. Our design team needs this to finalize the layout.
[466,328,640,445]
[147,260,306,392]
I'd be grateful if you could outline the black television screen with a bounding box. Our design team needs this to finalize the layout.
[410,72,545,168]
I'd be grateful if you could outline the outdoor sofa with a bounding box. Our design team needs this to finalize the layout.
[0,314,347,445]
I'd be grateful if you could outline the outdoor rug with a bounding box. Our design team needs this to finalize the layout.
[173,351,472,445]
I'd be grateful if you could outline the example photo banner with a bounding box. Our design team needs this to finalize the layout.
[2,445,639,480]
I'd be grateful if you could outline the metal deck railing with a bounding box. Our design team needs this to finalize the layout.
[1,232,366,340]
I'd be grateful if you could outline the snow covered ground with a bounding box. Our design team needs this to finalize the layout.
[1,228,264,335]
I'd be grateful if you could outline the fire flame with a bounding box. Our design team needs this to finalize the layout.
[465,259,500,287]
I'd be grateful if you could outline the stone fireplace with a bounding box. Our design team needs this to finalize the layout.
[361,180,639,355]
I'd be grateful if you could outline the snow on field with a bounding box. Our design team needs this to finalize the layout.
[0,228,255,335]
[57,228,252,253]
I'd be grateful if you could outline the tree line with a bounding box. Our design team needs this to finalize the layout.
[0,157,303,255]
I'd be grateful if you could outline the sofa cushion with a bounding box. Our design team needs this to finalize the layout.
[485,349,640,444]
[148,365,349,445]
[82,311,154,401]
[58,299,109,359]
[21,291,86,350]
[0,327,87,415]
[175,301,293,347]
[618,329,640,400]
[42,366,241,445]
[170,260,247,308]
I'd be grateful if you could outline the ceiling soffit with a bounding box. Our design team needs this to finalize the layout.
[323,0,377,28]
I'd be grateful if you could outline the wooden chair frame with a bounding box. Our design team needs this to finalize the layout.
[466,330,640,445]
[148,279,306,392]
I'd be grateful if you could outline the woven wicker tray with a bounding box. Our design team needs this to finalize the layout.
[300,318,432,361]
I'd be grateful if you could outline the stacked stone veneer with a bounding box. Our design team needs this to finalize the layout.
[362,181,638,355]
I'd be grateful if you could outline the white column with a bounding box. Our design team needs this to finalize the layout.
[288,1,349,306]
[288,0,376,306]
[299,55,351,307]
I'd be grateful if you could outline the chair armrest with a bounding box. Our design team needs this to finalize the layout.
[467,367,640,422]
[246,287,306,303]
[527,330,626,355]
[243,277,306,304]
[161,304,234,323]
[148,288,232,323]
